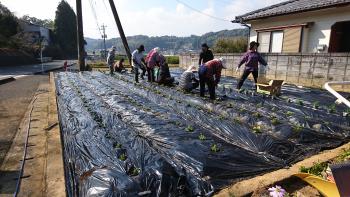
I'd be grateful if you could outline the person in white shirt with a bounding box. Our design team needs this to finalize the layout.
[106,46,116,75]
[132,45,147,82]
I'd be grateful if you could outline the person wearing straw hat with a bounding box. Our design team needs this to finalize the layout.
[179,65,199,92]
[198,58,227,100]
[236,41,267,90]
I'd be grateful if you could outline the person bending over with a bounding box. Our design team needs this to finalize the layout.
[198,58,227,100]
[179,65,199,92]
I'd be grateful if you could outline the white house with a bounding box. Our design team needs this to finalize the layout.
[18,20,52,44]
[232,0,350,53]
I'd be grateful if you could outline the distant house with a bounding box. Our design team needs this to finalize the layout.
[232,0,350,53]
[18,20,52,44]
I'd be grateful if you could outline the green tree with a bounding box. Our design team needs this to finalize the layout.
[21,15,54,29]
[213,37,248,53]
[54,0,77,58]
[0,2,19,46]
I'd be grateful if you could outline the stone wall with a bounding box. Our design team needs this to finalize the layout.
[179,53,350,92]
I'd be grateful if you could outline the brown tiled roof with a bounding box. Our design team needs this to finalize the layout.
[232,0,350,23]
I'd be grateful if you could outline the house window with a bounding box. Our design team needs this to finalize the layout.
[258,32,270,52]
[257,27,302,53]
[271,31,284,53]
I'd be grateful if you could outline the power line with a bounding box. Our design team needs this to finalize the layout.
[88,0,103,37]
[175,0,231,22]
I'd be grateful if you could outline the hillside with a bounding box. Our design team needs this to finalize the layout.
[85,28,248,54]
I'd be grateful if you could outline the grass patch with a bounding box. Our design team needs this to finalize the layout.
[299,162,327,177]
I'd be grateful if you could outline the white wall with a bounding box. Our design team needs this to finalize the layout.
[248,5,350,53]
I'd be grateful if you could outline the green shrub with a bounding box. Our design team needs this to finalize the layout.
[166,56,179,64]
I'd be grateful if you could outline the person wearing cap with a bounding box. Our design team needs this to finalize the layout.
[132,45,147,83]
[198,58,227,100]
[199,43,214,65]
[107,46,116,75]
[179,65,199,92]
[236,41,267,90]
[146,47,161,82]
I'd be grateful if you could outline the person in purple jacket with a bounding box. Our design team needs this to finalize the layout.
[236,41,268,90]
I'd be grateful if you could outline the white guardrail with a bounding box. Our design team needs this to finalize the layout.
[324,81,350,108]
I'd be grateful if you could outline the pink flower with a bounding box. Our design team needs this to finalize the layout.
[268,185,286,197]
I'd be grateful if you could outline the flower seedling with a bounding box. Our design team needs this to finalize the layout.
[313,101,320,109]
[268,185,287,197]
[286,111,294,117]
[233,117,242,124]
[252,125,262,133]
[119,153,127,161]
[271,117,280,125]
[130,167,141,176]
[227,103,234,108]
[198,133,206,141]
[297,99,304,106]
[253,112,262,118]
[292,124,303,133]
[219,115,226,120]
[185,125,195,132]
[113,142,122,149]
[210,144,220,153]
[328,104,336,113]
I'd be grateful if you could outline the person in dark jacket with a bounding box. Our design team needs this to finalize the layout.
[179,65,199,92]
[156,54,174,85]
[199,43,214,65]
[236,41,268,90]
[198,58,227,100]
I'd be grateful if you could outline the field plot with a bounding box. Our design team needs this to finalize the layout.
[55,71,350,196]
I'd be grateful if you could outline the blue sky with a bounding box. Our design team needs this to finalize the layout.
[1,0,285,38]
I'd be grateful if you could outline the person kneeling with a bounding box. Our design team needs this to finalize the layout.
[179,65,199,92]
[156,54,174,86]
[114,58,127,73]
[198,58,227,100]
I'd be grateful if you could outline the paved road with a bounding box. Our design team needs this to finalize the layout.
[0,60,74,81]
[0,75,48,166]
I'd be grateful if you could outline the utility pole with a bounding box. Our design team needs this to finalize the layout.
[76,0,85,71]
[108,0,132,64]
[101,24,107,59]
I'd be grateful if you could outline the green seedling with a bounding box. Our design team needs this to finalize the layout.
[210,144,220,153]
[271,117,280,125]
[312,101,320,109]
[198,133,206,141]
[253,112,262,118]
[185,125,195,132]
[219,115,226,120]
[256,103,263,108]
[297,99,304,106]
[239,108,246,113]
[130,167,141,176]
[227,103,234,108]
[328,104,336,113]
[233,117,242,124]
[304,116,311,120]
[113,142,122,149]
[252,125,262,133]
[271,107,276,112]
[286,111,294,117]
[119,153,127,161]
[292,124,303,133]
[175,121,182,126]
[335,148,350,162]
